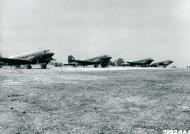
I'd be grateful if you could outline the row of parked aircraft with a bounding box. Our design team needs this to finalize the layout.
[0,49,173,69]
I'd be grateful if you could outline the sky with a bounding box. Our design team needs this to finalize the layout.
[1,0,190,67]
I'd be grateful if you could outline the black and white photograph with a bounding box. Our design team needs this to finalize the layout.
[0,0,190,133]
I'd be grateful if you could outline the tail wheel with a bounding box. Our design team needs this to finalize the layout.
[26,64,32,69]
[40,63,47,69]
[73,64,77,67]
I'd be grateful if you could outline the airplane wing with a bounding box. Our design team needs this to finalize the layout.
[74,60,96,65]
[64,60,96,66]
[127,61,143,65]
[64,63,77,66]
[0,58,30,65]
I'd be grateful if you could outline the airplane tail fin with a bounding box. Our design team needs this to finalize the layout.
[68,55,75,63]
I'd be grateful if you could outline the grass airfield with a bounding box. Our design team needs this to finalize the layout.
[0,67,190,134]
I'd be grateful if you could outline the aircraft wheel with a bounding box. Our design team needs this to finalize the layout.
[73,64,77,67]
[101,65,105,68]
[40,63,47,69]
[94,64,98,68]
[101,63,108,68]
[26,64,32,69]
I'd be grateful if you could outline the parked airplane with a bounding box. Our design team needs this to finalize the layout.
[0,62,3,68]
[64,55,112,68]
[126,58,154,67]
[150,60,173,68]
[0,50,54,69]
[0,54,3,68]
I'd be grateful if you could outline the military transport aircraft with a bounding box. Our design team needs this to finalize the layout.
[64,55,112,68]
[150,60,173,68]
[0,54,3,68]
[0,62,3,68]
[126,58,154,67]
[0,50,54,69]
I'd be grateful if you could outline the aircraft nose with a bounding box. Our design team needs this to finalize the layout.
[47,52,54,56]
[50,52,54,56]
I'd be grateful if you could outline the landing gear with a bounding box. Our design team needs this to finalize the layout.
[40,63,47,69]
[26,64,32,69]
[100,60,109,68]
[72,64,78,67]
[101,64,107,68]
[73,63,78,67]
[100,62,108,68]
[94,64,98,68]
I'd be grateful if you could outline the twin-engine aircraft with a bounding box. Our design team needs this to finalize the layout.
[64,55,112,68]
[0,50,54,69]
[150,60,173,68]
[126,58,154,67]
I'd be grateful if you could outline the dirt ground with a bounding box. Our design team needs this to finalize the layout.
[0,67,190,134]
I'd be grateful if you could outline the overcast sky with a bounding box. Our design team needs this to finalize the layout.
[1,0,190,67]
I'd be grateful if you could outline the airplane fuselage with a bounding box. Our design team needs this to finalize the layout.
[127,58,154,67]
[150,60,173,68]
